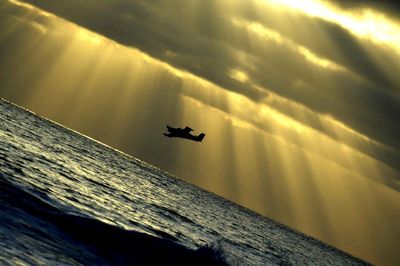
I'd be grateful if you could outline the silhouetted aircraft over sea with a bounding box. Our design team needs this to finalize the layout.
[163,125,205,142]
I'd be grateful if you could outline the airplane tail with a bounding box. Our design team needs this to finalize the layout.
[195,133,205,142]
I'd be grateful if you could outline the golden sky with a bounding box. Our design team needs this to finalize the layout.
[1,0,400,264]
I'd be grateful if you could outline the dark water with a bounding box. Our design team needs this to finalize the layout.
[0,99,367,265]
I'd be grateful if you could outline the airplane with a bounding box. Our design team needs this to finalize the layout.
[163,125,205,142]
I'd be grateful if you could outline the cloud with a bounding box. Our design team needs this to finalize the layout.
[12,0,400,151]
[4,0,399,177]
[2,2,400,264]
[327,0,400,17]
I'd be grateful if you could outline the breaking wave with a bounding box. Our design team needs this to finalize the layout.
[0,174,227,266]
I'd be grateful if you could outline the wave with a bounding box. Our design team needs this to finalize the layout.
[0,174,228,265]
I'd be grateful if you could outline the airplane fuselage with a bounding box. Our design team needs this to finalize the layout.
[164,126,205,142]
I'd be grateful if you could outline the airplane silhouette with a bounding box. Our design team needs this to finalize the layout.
[163,125,205,142]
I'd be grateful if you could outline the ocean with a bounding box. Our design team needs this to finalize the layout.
[0,99,367,265]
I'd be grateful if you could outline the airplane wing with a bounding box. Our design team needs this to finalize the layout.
[164,125,205,142]
[183,126,193,133]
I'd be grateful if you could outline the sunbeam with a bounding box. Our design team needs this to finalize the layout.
[1,0,400,264]
[265,0,400,50]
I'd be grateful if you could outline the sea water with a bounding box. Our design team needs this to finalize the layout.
[0,99,367,265]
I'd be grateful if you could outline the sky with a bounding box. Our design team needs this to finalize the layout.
[1,0,400,264]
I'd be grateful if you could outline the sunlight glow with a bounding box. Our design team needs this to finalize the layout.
[235,19,284,44]
[2,1,400,265]
[10,0,52,17]
[232,18,344,71]
[266,0,400,51]
[297,47,338,69]
[229,69,249,83]
[77,29,105,45]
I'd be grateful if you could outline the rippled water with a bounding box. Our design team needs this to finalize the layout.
[0,99,367,265]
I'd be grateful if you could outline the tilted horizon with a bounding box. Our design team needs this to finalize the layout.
[1,0,399,264]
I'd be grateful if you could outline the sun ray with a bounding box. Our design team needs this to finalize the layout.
[265,0,400,52]
[1,0,400,264]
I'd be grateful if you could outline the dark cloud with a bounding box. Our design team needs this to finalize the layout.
[4,0,399,151]
[3,0,396,153]
[327,0,400,18]
[4,0,400,152]
[2,3,400,264]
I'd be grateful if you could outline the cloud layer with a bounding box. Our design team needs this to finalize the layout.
[11,0,400,151]
[1,1,400,265]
